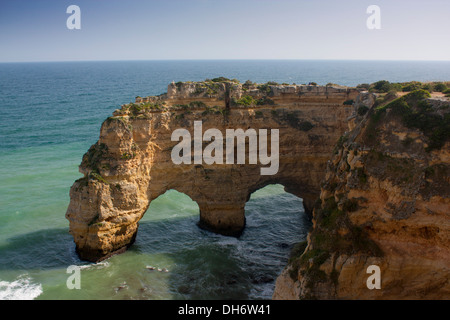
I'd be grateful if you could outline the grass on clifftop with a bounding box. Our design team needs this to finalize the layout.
[231,95,276,107]
[365,89,450,151]
[358,80,449,93]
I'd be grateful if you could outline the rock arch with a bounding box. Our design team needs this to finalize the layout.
[66,83,359,262]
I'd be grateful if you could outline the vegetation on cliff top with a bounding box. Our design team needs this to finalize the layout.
[82,142,108,173]
[357,80,449,94]
[125,78,361,116]
[80,142,111,184]
[365,89,450,151]
[230,95,276,107]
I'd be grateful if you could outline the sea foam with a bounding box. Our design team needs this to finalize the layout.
[0,275,43,300]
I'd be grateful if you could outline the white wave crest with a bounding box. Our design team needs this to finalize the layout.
[78,260,110,270]
[0,275,43,300]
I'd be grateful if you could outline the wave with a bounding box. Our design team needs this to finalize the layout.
[0,275,42,300]
[78,260,110,270]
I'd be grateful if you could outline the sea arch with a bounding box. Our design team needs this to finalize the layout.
[66,84,358,262]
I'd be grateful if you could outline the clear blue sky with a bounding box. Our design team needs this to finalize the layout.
[0,0,449,62]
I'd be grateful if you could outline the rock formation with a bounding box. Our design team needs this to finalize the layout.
[66,80,358,262]
[273,90,450,300]
[66,79,449,300]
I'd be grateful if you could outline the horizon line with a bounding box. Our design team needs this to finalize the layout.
[2,58,450,64]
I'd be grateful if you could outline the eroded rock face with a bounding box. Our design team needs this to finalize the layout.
[66,82,358,262]
[273,91,450,300]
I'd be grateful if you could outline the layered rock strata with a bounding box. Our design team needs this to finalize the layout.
[66,81,358,262]
[273,90,450,299]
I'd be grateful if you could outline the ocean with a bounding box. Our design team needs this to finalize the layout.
[0,60,449,300]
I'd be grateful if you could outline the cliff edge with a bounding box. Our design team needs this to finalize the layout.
[273,89,450,299]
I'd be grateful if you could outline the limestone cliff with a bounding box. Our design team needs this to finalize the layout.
[273,90,450,300]
[66,80,358,262]
[66,79,449,300]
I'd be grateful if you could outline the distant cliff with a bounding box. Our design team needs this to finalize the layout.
[273,89,450,299]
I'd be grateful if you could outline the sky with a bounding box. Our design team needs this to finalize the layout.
[0,0,449,62]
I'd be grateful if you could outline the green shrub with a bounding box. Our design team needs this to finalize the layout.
[235,95,256,106]
[188,101,207,108]
[289,241,308,262]
[343,99,354,105]
[402,81,423,92]
[243,80,254,89]
[298,121,314,131]
[374,90,448,151]
[257,84,272,95]
[384,90,398,101]
[434,83,448,92]
[363,105,386,144]
[357,105,369,116]
[256,97,275,105]
[82,142,108,172]
[372,80,401,93]
[373,97,385,108]
[357,83,370,90]
[211,77,231,83]
[121,152,135,160]
[390,83,402,92]
[403,89,431,103]
[334,134,348,154]
[284,112,314,131]
[90,171,108,184]
[372,80,390,92]
[314,197,383,257]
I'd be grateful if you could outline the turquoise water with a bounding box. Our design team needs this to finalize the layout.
[0,60,449,300]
